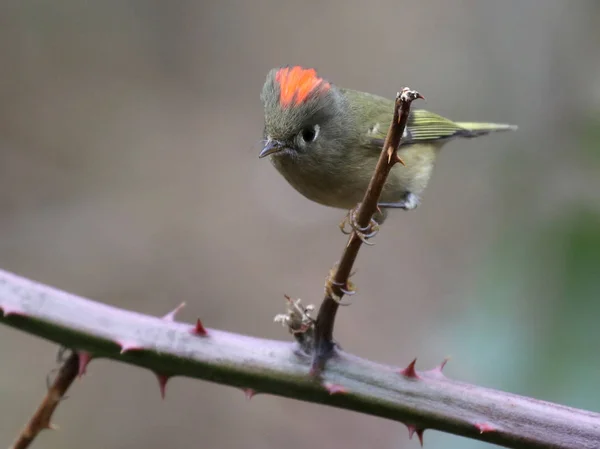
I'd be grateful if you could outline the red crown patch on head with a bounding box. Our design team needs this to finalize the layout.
[275,66,331,108]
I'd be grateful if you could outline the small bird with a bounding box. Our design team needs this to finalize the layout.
[259,66,516,218]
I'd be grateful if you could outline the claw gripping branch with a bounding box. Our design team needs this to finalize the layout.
[311,88,423,373]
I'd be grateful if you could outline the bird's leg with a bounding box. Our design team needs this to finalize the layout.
[338,203,380,246]
[378,192,420,210]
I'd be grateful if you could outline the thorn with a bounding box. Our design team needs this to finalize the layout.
[191,318,208,336]
[323,382,348,395]
[77,351,92,378]
[118,341,145,354]
[426,357,450,378]
[156,373,170,399]
[376,205,383,215]
[44,422,60,431]
[407,424,424,446]
[438,357,449,372]
[416,429,424,446]
[386,146,395,164]
[243,388,256,400]
[386,148,405,166]
[399,358,420,379]
[162,302,186,322]
[474,422,496,434]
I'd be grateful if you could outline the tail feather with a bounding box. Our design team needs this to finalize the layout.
[454,122,518,138]
[403,110,517,144]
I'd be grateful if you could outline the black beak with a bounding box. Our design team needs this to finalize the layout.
[259,139,284,158]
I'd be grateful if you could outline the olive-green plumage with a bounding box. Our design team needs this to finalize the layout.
[259,67,517,216]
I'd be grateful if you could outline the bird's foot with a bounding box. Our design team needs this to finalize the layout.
[338,203,380,246]
[324,264,355,305]
[378,192,420,211]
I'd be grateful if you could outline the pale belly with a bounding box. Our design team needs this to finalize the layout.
[269,143,438,210]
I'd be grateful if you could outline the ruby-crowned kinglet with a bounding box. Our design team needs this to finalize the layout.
[259,66,516,216]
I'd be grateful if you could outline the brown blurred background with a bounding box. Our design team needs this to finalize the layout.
[1,1,599,448]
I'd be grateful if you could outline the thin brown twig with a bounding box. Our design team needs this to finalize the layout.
[312,88,423,372]
[10,351,79,449]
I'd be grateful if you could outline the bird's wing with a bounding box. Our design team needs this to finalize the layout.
[366,109,473,149]
[340,88,515,152]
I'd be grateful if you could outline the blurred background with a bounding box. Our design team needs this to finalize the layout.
[0,1,599,448]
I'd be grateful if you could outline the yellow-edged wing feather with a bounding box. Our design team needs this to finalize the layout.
[341,88,517,151]
[398,109,516,145]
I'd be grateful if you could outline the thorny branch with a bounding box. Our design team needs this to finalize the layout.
[1,268,600,449]
[10,351,80,449]
[312,88,423,372]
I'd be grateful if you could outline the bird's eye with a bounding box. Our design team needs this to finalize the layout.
[300,125,319,144]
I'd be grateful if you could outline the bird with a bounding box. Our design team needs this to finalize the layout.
[259,66,517,220]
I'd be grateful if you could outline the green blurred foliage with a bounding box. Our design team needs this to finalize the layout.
[435,213,600,449]
[581,113,600,164]
[535,208,600,409]
[437,177,600,448]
